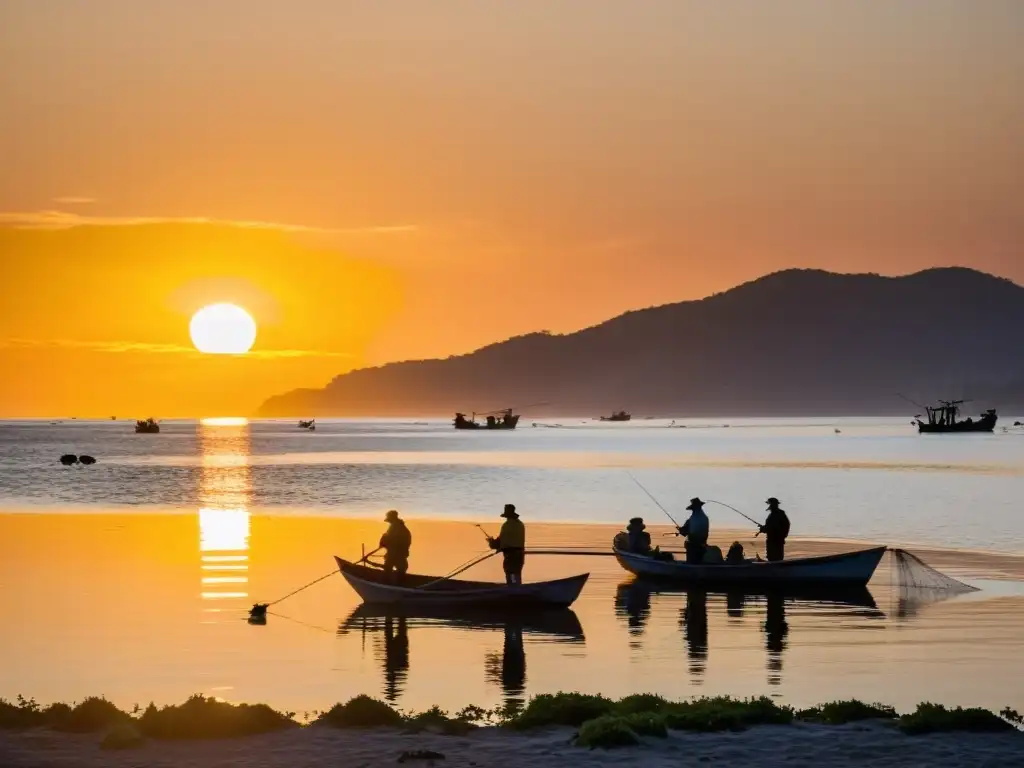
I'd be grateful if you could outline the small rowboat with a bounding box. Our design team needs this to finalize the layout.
[335,557,590,608]
[614,545,886,587]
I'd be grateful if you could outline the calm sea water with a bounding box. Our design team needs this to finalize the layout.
[1,417,1023,715]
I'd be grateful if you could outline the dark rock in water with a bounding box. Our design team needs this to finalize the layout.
[59,454,78,466]
[79,455,96,465]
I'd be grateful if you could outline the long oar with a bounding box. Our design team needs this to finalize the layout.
[626,472,680,527]
[416,551,498,590]
[526,549,621,556]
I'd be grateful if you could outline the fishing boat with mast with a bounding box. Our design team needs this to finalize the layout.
[600,410,632,422]
[914,400,997,434]
[454,408,520,430]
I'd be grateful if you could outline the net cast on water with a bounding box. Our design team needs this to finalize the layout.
[888,548,978,594]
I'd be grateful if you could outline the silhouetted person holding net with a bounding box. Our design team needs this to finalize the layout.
[759,498,790,562]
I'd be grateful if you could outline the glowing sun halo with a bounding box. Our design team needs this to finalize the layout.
[190,304,257,354]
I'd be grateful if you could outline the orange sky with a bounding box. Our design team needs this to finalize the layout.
[1,2,1022,416]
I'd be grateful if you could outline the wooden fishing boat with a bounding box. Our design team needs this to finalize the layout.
[134,418,160,434]
[339,604,585,639]
[454,409,520,430]
[599,410,631,422]
[614,545,886,587]
[914,400,997,434]
[335,557,589,607]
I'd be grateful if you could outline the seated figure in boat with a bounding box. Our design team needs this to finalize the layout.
[487,504,526,585]
[726,541,747,564]
[678,498,710,564]
[621,518,674,561]
[379,509,412,582]
[758,498,790,562]
[626,517,652,554]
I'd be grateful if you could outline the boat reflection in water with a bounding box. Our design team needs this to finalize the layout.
[615,581,883,687]
[339,606,585,708]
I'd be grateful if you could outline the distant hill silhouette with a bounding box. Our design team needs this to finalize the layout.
[258,268,1024,417]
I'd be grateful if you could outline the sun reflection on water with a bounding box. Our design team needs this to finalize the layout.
[197,419,252,604]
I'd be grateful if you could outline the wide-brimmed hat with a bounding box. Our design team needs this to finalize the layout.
[686,497,704,510]
[385,509,399,521]
[501,503,518,518]
[627,517,645,528]
[765,497,780,507]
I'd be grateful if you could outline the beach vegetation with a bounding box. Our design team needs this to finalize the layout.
[317,695,404,728]
[137,695,296,739]
[898,703,1016,735]
[658,696,794,732]
[574,715,640,749]
[796,700,897,725]
[404,705,477,735]
[507,692,614,729]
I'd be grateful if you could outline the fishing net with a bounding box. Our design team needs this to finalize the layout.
[889,548,978,593]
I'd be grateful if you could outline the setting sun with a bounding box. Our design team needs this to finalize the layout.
[189,304,257,355]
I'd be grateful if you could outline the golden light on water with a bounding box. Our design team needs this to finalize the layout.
[197,419,252,603]
[200,417,249,427]
[199,508,250,553]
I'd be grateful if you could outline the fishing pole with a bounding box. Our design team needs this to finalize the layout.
[704,499,763,535]
[625,472,680,528]
[475,523,493,541]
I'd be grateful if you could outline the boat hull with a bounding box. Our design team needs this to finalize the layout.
[614,546,886,587]
[335,557,589,607]
[916,420,996,433]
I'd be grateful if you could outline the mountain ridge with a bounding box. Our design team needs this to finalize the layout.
[258,267,1024,417]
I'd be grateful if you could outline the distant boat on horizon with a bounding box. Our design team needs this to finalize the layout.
[914,400,996,434]
[599,410,631,422]
[135,418,160,434]
[454,408,520,430]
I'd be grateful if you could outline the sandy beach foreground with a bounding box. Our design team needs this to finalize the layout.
[2,722,1021,768]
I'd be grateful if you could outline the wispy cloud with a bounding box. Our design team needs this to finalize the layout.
[52,196,96,205]
[0,338,353,359]
[0,210,417,235]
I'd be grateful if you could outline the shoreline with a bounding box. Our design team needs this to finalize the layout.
[1,693,1021,768]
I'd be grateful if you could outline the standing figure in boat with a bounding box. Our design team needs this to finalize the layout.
[678,498,710,563]
[379,509,412,582]
[488,504,526,585]
[759,497,791,562]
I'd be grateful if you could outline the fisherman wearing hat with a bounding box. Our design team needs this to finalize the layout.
[488,503,526,584]
[379,509,412,582]
[759,498,791,562]
[678,498,710,563]
[626,517,653,555]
